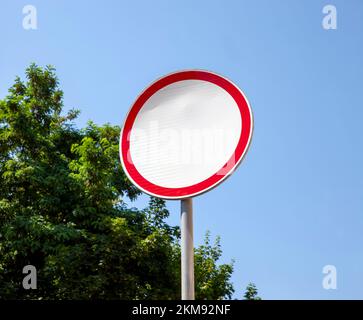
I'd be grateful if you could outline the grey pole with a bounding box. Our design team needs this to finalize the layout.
[181,198,194,300]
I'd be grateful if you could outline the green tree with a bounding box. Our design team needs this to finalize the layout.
[194,231,234,299]
[0,64,234,299]
[243,283,261,300]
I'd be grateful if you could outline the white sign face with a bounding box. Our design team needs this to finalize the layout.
[120,70,253,199]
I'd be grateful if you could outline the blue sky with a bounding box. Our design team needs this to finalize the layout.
[1,0,362,299]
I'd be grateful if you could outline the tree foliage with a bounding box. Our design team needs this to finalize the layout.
[243,283,261,300]
[0,64,234,299]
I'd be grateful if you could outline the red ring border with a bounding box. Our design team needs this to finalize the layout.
[120,70,253,199]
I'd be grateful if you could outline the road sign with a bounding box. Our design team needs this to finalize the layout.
[120,70,253,300]
[120,70,253,199]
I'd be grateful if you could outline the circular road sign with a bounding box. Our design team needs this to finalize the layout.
[120,70,253,199]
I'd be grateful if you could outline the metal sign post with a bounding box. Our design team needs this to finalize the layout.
[181,198,194,300]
